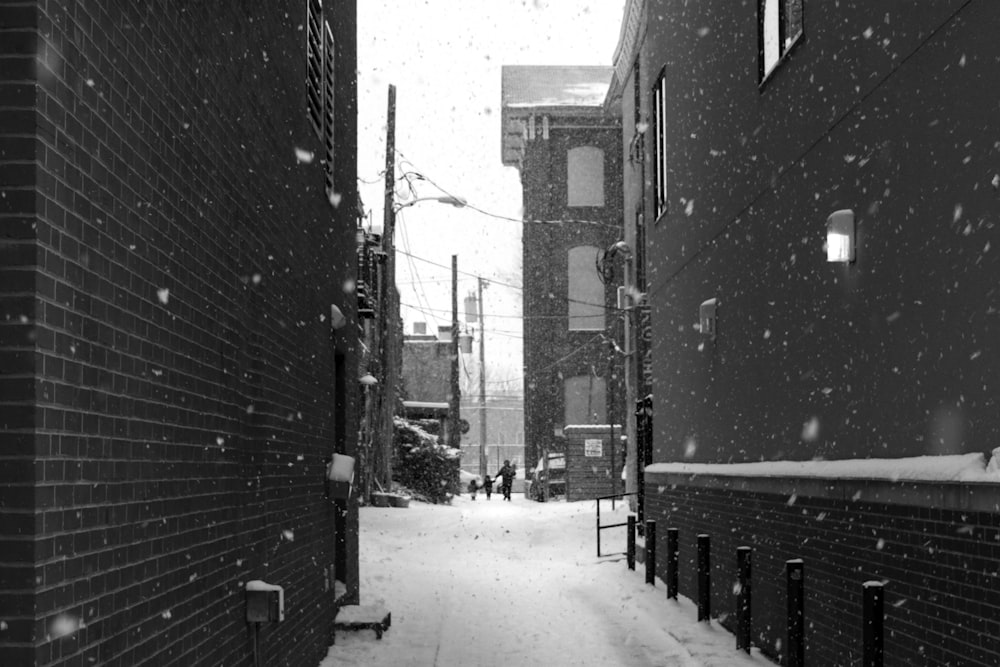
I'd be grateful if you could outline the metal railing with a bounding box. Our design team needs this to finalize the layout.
[596,492,637,558]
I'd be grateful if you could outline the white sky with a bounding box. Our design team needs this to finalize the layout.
[357,1,626,396]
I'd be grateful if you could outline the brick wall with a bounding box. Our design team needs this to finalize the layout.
[564,425,621,501]
[0,1,359,665]
[520,121,623,470]
[645,472,1000,666]
[1,2,41,665]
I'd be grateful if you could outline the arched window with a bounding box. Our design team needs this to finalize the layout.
[567,146,605,207]
[568,246,604,331]
[564,375,607,426]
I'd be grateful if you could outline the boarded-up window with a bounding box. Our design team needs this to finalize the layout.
[568,246,604,331]
[564,375,607,426]
[567,146,604,207]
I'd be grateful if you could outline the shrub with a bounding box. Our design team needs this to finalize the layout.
[392,417,461,503]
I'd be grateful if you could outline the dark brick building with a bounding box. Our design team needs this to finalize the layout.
[609,0,1000,664]
[500,65,624,471]
[1,1,360,665]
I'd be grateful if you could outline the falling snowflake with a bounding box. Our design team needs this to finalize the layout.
[294,147,314,164]
[156,288,170,304]
[161,610,172,620]
[282,529,295,542]
[801,417,820,442]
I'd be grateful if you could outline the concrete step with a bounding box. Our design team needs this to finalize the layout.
[333,604,391,642]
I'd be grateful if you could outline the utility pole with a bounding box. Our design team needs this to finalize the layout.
[477,277,487,479]
[377,84,397,492]
[448,255,461,450]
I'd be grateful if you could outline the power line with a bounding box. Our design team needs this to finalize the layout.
[394,149,621,231]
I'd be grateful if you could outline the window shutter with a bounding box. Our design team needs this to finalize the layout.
[323,21,336,201]
[305,0,323,139]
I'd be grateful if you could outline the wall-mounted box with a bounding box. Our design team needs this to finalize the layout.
[326,454,355,499]
[699,298,718,338]
[246,581,285,622]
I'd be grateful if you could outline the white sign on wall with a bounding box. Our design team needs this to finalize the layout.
[584,438,603,457]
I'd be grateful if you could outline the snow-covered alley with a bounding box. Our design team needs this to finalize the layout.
[319,496,771,667]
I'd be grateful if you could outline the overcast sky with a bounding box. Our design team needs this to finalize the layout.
[357,1,626,395]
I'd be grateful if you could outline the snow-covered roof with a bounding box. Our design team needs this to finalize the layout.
[646,452,1000,484]
[501,65,612,108]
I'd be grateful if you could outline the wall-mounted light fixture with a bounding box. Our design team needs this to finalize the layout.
[359,374,378,386]
[826,209,855,263]
[700,298,718,339]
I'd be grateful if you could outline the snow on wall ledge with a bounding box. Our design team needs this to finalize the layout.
[645,451,1000,513]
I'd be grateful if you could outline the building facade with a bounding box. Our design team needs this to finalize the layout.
[0,1,360,665]
[500,65,625,472]
[610,0,1000,664]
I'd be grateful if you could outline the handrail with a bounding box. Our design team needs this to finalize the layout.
[596,492,638,558]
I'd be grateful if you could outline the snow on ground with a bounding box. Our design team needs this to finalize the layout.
[319,494,773,667]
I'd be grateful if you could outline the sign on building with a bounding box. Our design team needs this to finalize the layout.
[584,438,603,457]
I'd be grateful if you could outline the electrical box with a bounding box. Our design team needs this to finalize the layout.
[246,581,285,622]
[699,298,718,338]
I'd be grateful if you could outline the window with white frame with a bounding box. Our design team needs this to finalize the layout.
[759,0,803,81]
[567,246,604,331]
[564,375,607,426]
[566,146,605,207]
[652,69,668,219]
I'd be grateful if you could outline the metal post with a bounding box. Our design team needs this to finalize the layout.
[477,277,487,479]
[697,534,711,621]
[627,515,636,570]
[786,559,804,667]
[644,520,656,586]
[862,581,884,667]
[448,256,461,449]
[736,546,752,652]
[666,527,679,599]
[596,500,602,558]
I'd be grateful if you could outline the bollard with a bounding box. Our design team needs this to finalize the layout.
[697,534,711,621]
[862,581,884,667]
[645,520,656,586]
[786,559,804,667]
[736,546,752,652]
[627,515,636,570]
[666,527,679,599]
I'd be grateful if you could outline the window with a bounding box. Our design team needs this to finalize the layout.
[564,375,607,426]
[322,21,335,198]
[568,246,604,331]
[759,0,803,81]
[652,69,668,219]
[567,146,604,207]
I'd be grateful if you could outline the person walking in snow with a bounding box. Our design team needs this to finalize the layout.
[467,477,479,500]
[482,475,494,500]
[495,460,516,501]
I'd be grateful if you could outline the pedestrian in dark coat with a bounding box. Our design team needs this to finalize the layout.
[495,461,516,501]
[483,475,494,500]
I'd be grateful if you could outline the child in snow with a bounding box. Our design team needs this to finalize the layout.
[467,477,479,500]
[483,475,494,500]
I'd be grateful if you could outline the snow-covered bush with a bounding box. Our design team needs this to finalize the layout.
[392,417,461,503]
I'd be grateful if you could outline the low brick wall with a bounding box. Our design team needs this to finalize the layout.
[644,471,1000,666]
[564,425,624,501]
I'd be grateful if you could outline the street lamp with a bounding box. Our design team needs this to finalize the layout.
[394,195,467,211]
